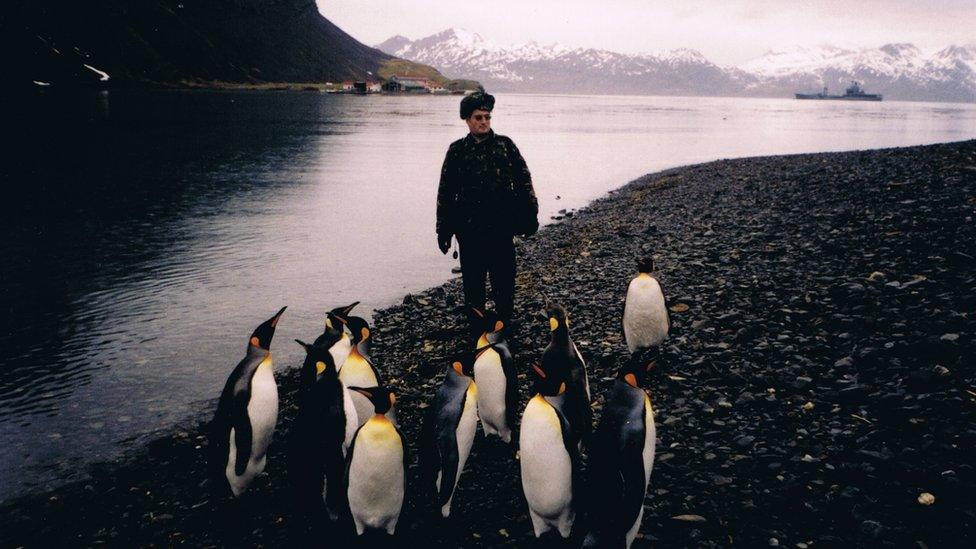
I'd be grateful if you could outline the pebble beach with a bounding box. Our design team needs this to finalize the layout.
[2,140,975,548]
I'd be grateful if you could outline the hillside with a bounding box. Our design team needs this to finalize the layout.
[7,0,466,89]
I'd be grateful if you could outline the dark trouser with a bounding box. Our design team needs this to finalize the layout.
[458,233,516,341]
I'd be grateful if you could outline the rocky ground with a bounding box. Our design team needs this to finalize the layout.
[2,140,975,548]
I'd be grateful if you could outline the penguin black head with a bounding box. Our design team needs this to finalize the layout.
[449,358,474,378]
[348,386,396,415]
[249,307,287,350]
[471,307,504,336]
[619,351,656,388]
[326,301,360,330]
[295,339,339,378]
[529,361,566,397]
[544,302,569,333]
[637,255,655,274]
[346,316,371,345]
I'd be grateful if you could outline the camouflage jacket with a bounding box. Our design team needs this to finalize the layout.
[436,130,539,238]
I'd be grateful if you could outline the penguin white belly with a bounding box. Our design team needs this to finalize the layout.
[626,395,657,548]
[519,396,574,537]
[474,350,510,441]
[330,335,353,372]
[341,384,359,455]
[441,382,479,517]
[624,277,669,353]
[348,418,405,535]
[340,357,379,428]
[225,361,278,496]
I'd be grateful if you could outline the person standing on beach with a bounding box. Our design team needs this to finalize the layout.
[436,90,539,342]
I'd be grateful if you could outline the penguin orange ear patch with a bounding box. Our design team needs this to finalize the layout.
[452,361,463,375]
[316,361,327,375]
[389,393,397,407]
[549,318,558,331]
[558,382,567,395]
[250,336,260,347]
[624,373,638,387]
[494,320,504,332]
[362,327,370,341]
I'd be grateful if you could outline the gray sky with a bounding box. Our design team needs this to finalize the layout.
[317,0,976,65]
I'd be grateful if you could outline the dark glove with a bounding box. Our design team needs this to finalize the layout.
[438,234,452,254]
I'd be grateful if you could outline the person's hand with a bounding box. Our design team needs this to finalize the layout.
[438,234,452,254]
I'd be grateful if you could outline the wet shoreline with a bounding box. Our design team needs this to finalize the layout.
[3,140,975,547]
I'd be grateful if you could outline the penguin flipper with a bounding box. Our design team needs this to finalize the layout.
[434,388,469,507]
[553,403,583,506]
[394,423,410,498]
[418,405,442,495]
[367,356,383,385]
[498,343,518,434]
[232,396,254,477]
[618,404,650,533]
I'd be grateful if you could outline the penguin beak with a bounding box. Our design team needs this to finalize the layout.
[270,306,287,327]
[348,386,374,400]
[471,307,485,319]
[341,301,360,316]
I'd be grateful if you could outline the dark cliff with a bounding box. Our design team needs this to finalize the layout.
[8,0,395,87]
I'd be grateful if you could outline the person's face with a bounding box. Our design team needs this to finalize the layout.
[465,109,492,136]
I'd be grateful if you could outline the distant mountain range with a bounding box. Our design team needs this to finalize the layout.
[377,29,976,102]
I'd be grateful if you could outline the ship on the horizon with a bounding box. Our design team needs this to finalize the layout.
[795,81,883,101]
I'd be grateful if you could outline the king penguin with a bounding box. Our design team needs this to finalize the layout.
[290,337,359,521]
[208,306,286,498]
[471,307,517,443]
[622,256,671,356]
[345,386,407,536]
[582,356,657,548]
[419,355,479,517]
[314,301,359,373]
[338,316,388,428]
[541,302,593,444]
[519,361,581,539]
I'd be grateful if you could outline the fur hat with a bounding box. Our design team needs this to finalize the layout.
[459,90,495,119]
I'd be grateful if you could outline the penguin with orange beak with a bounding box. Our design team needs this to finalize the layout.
[582,356,657,548]
[471,307,516,443]
[338,316,389,428]
[315,301,359,372]
[541,302,592,444]
[209,306,287,497]
[290,336,359,521]
[419,355,479,517]
[345,386,407,536]
[519,359,581,539]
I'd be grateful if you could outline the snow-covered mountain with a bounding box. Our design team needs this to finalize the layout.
[742,43,976,102]
[376,29,976,102]
[376,29,746,97]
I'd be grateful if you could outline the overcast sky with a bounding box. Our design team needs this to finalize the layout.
[317,0,976,65]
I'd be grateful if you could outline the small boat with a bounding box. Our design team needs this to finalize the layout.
[795,81,882,101]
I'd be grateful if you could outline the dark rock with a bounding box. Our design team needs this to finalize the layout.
[860,520,883,538]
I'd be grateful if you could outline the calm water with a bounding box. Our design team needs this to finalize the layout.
[1,91,974,500]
